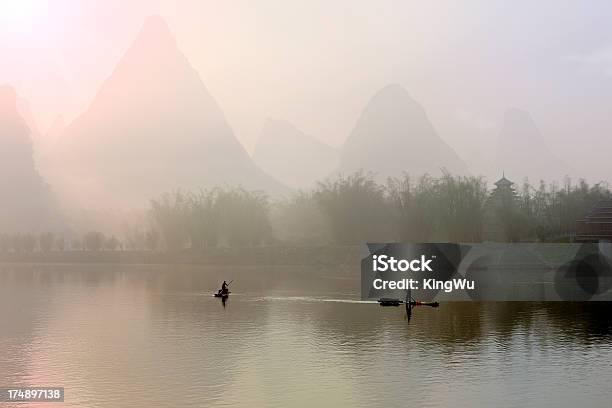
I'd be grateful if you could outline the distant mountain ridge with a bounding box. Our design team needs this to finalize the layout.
[496,108,573,183]
[0,85,62,233]
[253,119,338,188]
[337,84,469,180]
[52,15,285,207]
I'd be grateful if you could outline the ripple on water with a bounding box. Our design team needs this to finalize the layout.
[1,266,611,407]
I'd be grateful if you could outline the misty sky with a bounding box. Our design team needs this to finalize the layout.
[2,0,612,179]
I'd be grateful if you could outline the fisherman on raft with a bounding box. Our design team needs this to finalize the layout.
[218,280,229,295]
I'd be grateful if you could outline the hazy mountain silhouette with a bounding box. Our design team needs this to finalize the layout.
[53,15,285,207]
[15,97,44,160]
[496,109,573,183]
[253,119,338,188]
[338,84,468,180]
[463,148,498,184]
[0,85,62,233]
[46,115,65,149]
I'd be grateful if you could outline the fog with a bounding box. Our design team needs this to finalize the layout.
[1,1,612,241]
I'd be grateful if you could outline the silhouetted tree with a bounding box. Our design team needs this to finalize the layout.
[314,171,391,244]
[22,234,37,252]
[188,189,219,249]
[56,235,65,251]
[150,188,272,248]
[125,226,145,250]
[270,192,332,244]
[387,172,487,242]
[104,235,120,251]
[84,231,105,251]
[145,229,159,251]
[518,178,611,241]
[39,232,55,252]
[388,174,437,241]
[214,188,272,247]
[71,237,83,251]
[150,191,190,251]
[0,234,9,252]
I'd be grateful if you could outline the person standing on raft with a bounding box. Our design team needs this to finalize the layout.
[219,280,229,295]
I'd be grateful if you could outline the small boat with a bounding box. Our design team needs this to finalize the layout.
[377,294,439,308]
[214,280,233,298]
[378,297,403,306]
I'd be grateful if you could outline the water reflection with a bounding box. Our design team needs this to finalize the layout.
[0,264,611,407]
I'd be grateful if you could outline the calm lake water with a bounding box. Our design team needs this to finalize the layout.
[1,264,611,407]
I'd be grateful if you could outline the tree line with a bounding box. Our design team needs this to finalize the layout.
[149,188,272,250]
[1,173,609,252]
[276,172,489,244]
[0,231,123,253]
[147,173,611,248]
[278,172,611,244]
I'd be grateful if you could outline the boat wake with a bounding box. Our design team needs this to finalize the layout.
[257,296,375,304]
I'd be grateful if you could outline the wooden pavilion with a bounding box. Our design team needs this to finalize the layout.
[575,200,612,242]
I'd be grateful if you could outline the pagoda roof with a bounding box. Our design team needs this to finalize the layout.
[494,175,514,187]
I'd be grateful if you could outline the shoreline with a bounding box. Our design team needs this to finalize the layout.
[0,246,362,267]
